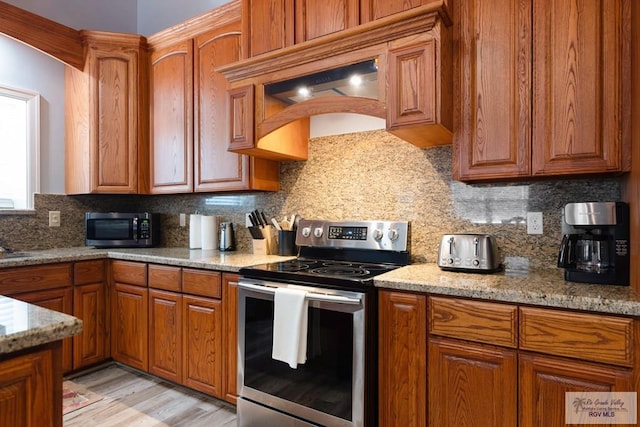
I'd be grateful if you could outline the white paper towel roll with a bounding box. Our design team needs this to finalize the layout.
[189,214,202,248]
[201,215,218,250]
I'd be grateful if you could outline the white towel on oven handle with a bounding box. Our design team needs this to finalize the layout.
[272,287,308,368]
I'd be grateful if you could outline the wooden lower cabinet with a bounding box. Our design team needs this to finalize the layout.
[428,337,517,427]
[222,273,239,404]
[380,292,638,426]
[73,260,108,370]
[378,290,427,427]
[182,294,223,398]
[73,283,107,369]
[0,342,63,427]
[519,353,634,427]
[148,289,182,383]
[111,282,149,371]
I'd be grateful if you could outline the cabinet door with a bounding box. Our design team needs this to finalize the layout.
[531,0,630,176]
[13,288,74,373]
[429,337,517,427]
[387,41,437,128]
[65,34,145,195]
[111,283,148,371]
[73,283,107,369]
[294,0,359,43]
[182,295,223,397]
[0,345,61,427]
[378,290,427,427]
[242,0,294,57]
[194,24,251,192]
[453,0,532,181]
[149,289,182,383]
[222,273,239,404]
[519,353,634,427]
[149,39,194,193]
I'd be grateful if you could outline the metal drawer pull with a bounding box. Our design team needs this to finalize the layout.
[238,282,361,305]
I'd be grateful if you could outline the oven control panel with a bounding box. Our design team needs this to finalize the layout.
[297,220,409,251]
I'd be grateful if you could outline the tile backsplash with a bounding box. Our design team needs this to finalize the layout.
[0,130,620,269]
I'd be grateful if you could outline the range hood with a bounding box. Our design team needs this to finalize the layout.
[265,60,379,105]
[217,3,453,161]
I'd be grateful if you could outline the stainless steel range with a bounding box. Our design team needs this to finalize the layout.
[237,219,410,427]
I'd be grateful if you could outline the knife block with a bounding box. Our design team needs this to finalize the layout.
[252,225,277,255]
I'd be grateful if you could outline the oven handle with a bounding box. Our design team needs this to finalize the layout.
[238,282,362,305]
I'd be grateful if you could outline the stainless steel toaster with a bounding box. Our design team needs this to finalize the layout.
[437,234,501,273]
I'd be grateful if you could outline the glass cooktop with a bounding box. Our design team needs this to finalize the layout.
[239,258,402,289]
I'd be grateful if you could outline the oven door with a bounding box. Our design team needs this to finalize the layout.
[237,279,369,427]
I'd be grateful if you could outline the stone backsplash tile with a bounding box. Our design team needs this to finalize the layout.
[0,130,621,268]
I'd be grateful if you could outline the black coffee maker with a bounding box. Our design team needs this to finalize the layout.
[557,202,629,285]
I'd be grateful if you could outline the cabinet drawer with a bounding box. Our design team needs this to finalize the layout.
[182,269,221,299]
[0,263,72,294]
[74,260,105,285]
[519,307,634,367]
[428,296,518,348]
[148,264,182,292]
[111,260,147,286]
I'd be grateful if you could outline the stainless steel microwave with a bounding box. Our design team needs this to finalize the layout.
[85,212,159,248]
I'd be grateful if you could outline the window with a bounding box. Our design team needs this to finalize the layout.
[0,86,40,210]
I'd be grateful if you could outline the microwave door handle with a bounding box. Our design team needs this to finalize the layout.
[238,282,361,305]
[132,217,139,242]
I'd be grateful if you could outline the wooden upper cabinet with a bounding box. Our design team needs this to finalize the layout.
[453,0,532,181]
[194,25,250,192]
[294,0,359,43]
[531,0,631,176]
[454,0,631,182]
[149,39,194,193]
[242,0,294,58]
[148,10,279,193]
[386,34,453,147]
[65,31,148,194]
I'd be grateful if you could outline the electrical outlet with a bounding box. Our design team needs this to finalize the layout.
[527,212,543,235]
[48,211,61,227]
[179,213,186,227]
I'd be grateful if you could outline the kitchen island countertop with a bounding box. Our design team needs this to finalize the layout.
[0,295,82,355]
[375,263,640,316]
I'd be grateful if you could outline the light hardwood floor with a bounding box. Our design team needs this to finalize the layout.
[63,364,237,427]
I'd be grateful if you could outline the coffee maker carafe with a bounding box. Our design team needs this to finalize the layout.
[557,202,629,285]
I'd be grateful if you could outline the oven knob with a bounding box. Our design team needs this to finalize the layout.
[387,228,399,241]
[314,227,323,238]
[301,227,311,238]
[372,228,384,241]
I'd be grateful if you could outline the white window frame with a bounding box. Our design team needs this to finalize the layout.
[0,85,40,211]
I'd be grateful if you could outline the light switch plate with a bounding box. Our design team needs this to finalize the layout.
[49,211,61,227]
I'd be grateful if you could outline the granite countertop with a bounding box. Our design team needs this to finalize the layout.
[0,246,295,271]
[375,263,640,316]
[1,247,639,317]
[0,295,83,355]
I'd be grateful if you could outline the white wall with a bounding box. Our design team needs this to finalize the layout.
[0,36,65,194]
